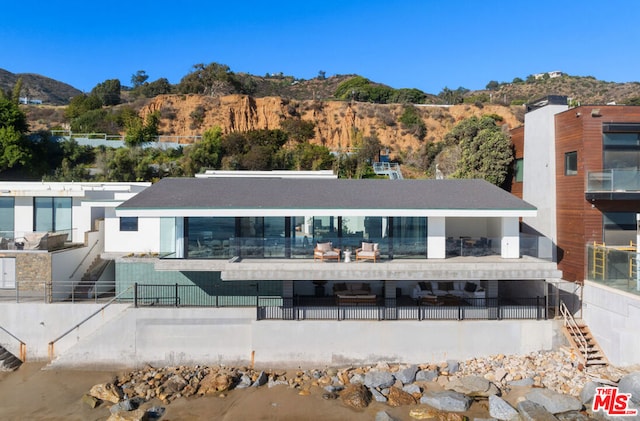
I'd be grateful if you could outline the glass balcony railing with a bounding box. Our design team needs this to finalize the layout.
[519,233,553,260]
[587,169,640,192]
[586,242,640,296]
[0,231,72,251]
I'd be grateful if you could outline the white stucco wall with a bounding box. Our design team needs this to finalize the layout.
[501,217,520,258]
[522,104,568,250]
[104,209,161,253]
[427,217,445,258]
[582,281,640,367]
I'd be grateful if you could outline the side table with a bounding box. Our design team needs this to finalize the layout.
[343,250,352,263]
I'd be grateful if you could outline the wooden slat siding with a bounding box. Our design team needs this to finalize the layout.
[555,105,640,282]
[510,126,524,199]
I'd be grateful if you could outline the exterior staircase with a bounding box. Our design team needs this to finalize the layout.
[73,256,110,299]
[560,301,609,367]
[0,344,23,371]
[373,162,403,179]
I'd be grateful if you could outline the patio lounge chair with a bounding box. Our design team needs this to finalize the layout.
[314,241,341,262]
[356,242,380,262]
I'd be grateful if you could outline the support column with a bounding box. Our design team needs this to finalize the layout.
[427,217,446,259]
[501,217,520,258]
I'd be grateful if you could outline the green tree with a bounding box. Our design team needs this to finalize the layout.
[65,94,103,120]
[124,112,160,147]
[334,76,372,100]
[280,119,315,143]
[91,79,121,106]
[178,62,236,95]
[445,116,514,186]
[11,77,23,104]
[399,105,427,140]
[0,95,29,133]
[485,80,500,90]
[181,127,223,175]
[357,135,382,164]
[131,70,149,88]
[291,143,334,170]
[0,94,31,172]
[105,148,138,181]
[70,108,109,133]
[389,88,427,104]
[0,126,30,171]
[438,86,468,105]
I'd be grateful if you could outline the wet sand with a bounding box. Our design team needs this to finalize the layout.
[0,363,497,420]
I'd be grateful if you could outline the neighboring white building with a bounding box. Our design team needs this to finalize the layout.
[0,182,150,294]
[533,71,564,80]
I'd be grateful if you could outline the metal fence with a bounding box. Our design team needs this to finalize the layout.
[257,297,546,321]
[125,285,546,321]
[132,283,283,308]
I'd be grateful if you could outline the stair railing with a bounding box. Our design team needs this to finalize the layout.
[0,325,26,362]
[48,285,133,361]
[559,300,589,361]
[69,239,100,279]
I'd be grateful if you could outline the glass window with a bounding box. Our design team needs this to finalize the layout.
[313,216,338,246]
[291,216,313,258]
[603,212,637,245]
[0,197,14,237]
[34,197,71,233]
[392,217,427,258]
[263,217,286,258]
[186,217,235,259]
[120,217,138,232]
[341,216,388,252]
[564,151,578,176]
[603,132,640,170]
[514,158,524,182]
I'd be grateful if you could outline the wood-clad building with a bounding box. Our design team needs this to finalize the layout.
[513,99,640,282]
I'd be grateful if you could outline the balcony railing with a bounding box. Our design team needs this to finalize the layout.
[586,242,639,295]
[587,169,640,192]
[0,230,73,251]
[259,296,546,321]
[124,284,547,321]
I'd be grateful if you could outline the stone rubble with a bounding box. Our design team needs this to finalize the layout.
[83,350,636,420]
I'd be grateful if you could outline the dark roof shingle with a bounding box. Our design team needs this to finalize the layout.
[118,178,535,211]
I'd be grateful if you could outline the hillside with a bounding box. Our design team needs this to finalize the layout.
[12,69,640,165]
[484,74,640,106]
[140,94,522,159]
[0,68,82,105]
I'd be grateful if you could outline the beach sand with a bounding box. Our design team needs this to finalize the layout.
[0,363,498,420]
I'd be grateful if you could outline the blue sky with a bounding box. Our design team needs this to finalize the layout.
[3,0,640,94]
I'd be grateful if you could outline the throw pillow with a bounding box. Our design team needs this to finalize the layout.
[334,282,347,292]
[318,242,331,252]
[362,242,374,252]
[418,281,431,291]
[464,282,477,292]
[438,281,454,291]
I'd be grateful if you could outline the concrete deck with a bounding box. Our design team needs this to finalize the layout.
[151,255,562,281]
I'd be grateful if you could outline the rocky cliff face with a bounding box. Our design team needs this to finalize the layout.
[140,94,523,157]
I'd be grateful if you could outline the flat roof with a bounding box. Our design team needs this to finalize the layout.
[116,178,536,218]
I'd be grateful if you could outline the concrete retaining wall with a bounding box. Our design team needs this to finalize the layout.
[583,281,640,367]
[0,303,556,369]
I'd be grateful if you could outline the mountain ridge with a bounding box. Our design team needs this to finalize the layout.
[4,67,640,107]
